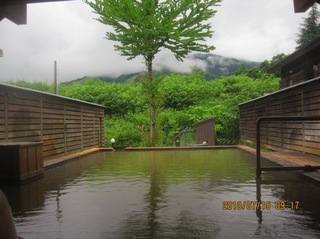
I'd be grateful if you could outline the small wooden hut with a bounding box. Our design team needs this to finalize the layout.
[192,118,216,146]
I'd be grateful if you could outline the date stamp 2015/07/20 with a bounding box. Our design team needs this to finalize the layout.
[222,201,300,210]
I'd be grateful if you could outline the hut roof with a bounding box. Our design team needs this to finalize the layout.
[192,117,216,127]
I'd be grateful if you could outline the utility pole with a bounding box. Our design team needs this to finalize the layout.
[54,60,58,94]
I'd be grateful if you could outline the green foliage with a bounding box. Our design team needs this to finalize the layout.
[86,0,221,61]
[296,5,320,50]
[60,79,146,116]
[160,72,209,109]
[59,79,106,103]
[105,111,153,147]
[6,80,54,93]
[141,75,164,109]
[197,75,279,144]
[235,53,287,79]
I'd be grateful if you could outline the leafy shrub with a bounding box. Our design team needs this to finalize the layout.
[160,73,209,110]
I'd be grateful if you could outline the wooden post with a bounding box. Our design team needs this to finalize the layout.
[54,60,58,95]
[256,118,261,178]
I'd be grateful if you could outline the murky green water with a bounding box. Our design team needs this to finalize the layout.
[2,149,320,239]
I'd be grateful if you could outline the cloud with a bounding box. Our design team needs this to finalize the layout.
[153,49,208,73]
[211,0,307,61]
[0,0,309,82]
[0,1,144,82]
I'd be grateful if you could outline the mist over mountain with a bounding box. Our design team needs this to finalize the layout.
[71,53,260,83]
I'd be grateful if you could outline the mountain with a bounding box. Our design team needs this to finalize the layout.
[70,53,260,83]
[190,53,260,79]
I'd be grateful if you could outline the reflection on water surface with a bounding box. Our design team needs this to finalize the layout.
[2,149,320,239]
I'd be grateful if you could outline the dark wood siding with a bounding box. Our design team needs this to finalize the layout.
[0,84,105,161]
[239,77,320,156]
[269,37,320,90]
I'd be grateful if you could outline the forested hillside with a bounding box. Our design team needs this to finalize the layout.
[71,53,260,83]
[7,69,279,146]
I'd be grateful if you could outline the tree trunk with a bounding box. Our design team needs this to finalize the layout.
[146,55,155,147]
[149,102,155,147]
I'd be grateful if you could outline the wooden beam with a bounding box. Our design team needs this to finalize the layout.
[0,0,72,25]
[0,4,27,25]
[293,0,319,13]
[0,0,71,6]
[261,165,320,172]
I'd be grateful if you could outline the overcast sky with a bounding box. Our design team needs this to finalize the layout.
[0,0,312,82]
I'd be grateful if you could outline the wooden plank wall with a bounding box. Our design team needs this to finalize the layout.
[239,77,320,156]
[0,85,105,160]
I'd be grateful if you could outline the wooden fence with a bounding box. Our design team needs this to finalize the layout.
[0,83,105,161]
[239,77,320,156]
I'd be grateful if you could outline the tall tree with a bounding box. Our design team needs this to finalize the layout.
[86,0,221,146]
[296,4,320,50]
